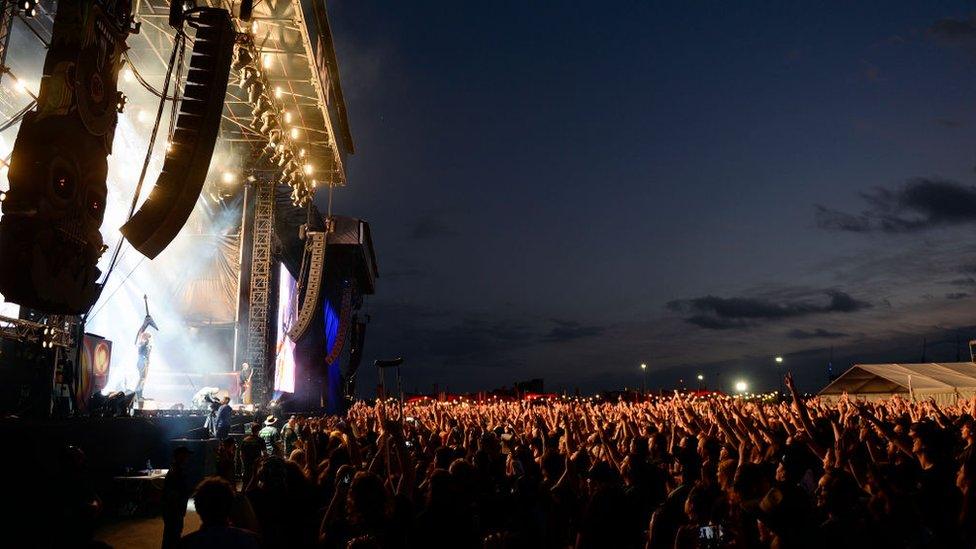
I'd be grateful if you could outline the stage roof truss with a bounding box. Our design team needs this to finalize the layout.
[122,0,352,204]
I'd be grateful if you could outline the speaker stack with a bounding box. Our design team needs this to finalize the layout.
[121,8,234,259]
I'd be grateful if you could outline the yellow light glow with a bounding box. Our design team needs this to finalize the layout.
[299,148,306,158]
[136,109,150,123]
[284,111,292,124]
[311,179,317,188]
[290,127,299,139]
[274,86,282,99]
[775,356,783,363]
[303,164,313,175]
[12,79,25,94]
[122,68,134,83]
[221,171,236,184]
[251,20,259,34]
[735,381,747,392]
[262,54,272,69]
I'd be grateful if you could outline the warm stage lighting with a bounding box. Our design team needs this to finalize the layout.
[284,110,292,124]
[122,68,134,83]
[12,79,26,94]
[735,381,747,392]
[274,86,282,98]
[775,356,783,363]
[136,109,150,123]
[303,163,313,175]
[290,127,299,139]
[251,20,259,34]
[221,171,236,184]
[262,54,273,69]
[697,374,704,380]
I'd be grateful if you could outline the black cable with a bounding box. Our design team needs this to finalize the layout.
[85,31,185,320]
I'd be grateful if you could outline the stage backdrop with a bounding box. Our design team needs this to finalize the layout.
[77,334,112,412]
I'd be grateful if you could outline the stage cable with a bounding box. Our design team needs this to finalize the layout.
[84,29,186,320]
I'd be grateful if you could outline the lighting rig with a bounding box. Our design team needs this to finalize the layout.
[0,314,75,348]
[233,32,319,206]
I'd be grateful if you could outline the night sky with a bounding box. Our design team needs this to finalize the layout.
[321,1,976,396]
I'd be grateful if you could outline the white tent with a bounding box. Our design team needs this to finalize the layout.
[819,362,976,404]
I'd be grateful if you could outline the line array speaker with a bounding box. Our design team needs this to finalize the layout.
[121,8,234,259]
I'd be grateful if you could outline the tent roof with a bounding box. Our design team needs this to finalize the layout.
[820,362,976,395]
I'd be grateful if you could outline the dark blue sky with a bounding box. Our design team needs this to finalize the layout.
[322,1,976,395]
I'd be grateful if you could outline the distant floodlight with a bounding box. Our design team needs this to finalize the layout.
[734,381,747,392]
[311,179,317,188]
[775,356,783,363]
[221,171,236,184]
[640,362,646,370]
[697,374,704,381]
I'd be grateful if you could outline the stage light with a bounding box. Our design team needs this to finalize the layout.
[775,356,783,363]
[290,127,299,139]
[283,110,292,124]
[734,381,747,392]
[303,163,313,175]
[311,179,317,188]
[221,171,236,184]
[12,78,26,94]
[262,54,272,69]
[274,86,282,98]
[20,0,36,18]
[136,109,150,123]
[697,374,704,380]
[299,148,306,158]
[122,68,135,83]
[251,20,259,34]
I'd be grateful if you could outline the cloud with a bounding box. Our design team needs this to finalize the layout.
[816,178,976,233]
[541,319,606,342]
[930,16,976,42]
[411,212,456,239]
[946,292,970,300]
[787,328,849,340]
[668,291,871,330]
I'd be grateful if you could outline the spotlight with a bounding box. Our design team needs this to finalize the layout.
[299,148,306,158]
[734,381,747,393]
[283,110,292,124]
[20,0,36,18]
[12,79,26,94]
[274,86,282,98]
[290,127,299,139]
[251,20,259,35]
[262,54,273,69]
[246,80,264,104]
[136,109,150,123]
[303,163,313,175]
[233,46,253,71]
[122,68,135,83]
[251,95,270,118]
[311,179,317,188]
[258,111,275,134]
[240,67,260,89]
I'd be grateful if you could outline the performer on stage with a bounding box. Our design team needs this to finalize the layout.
[134,295,159,406]
[214,396,232,439]
[238,362,253,405]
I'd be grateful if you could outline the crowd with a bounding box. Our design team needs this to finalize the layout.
[166,373,976,548]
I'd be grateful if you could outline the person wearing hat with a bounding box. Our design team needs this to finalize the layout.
[162,446,193,549]
[259,415,281,456]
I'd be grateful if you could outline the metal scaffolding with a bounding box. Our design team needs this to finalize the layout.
[245,179,275,403]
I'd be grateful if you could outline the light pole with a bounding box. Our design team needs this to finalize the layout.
[775,356,784,394]
[640,363,646,395]
[697,373,704,391]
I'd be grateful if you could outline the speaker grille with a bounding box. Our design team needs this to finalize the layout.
[121,8,235,259]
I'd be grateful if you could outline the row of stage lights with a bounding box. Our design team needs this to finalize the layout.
[233,27,320,206]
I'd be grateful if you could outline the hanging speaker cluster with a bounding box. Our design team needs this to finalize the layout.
[121,8,234,259]
[0,0,133,314]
